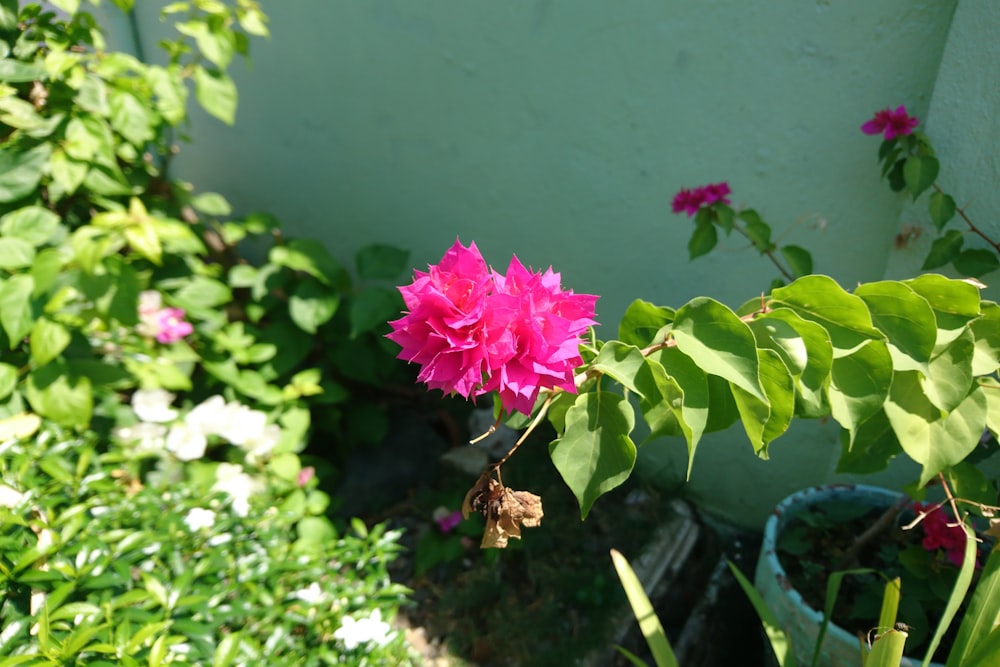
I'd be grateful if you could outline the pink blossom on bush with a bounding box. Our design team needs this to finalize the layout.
[386,239,493,398]
[433,507,463,533]
[155,307,193,343]
[481,256,597,416]
[915,503,968,567]
[387,239,597,416]
[671,182,731,217]
[861,105,919,140]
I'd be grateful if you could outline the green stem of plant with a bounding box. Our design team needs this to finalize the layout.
[731,222,796,282]
[933,183,1000,255]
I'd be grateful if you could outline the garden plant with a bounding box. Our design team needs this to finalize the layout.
[387,104,1000,665]
[0,1,418,664]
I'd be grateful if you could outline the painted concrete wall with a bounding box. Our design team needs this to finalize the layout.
[115,1,969,525]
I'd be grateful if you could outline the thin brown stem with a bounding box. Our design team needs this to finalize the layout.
[491,394,553,470]
[833,495,911,572]
[933,183,1000,254]
[731,223,795,282]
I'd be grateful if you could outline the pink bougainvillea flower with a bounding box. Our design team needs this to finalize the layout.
[861,105,919,140]
[433,507,463,533]
[155,307,194,344]
[386,239,493,399]
[671,182,731,217]
[480,256,598,416]
[387,239,598,416]
[915,503,968,567]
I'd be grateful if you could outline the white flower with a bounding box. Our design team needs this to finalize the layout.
[292,582,325,605]
[0,483,25,508]
[113,422,167,454]
[212,463,258,516]
[334,609,393,650]
[165,423,207,461]
[183,395,227,436]
[243,423,281,462]
[183,507,216,532]
[131,389,178,423]
[217,404,267,446]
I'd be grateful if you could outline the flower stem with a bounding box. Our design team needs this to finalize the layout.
[833,494,911,573]
[933,183,1000,254]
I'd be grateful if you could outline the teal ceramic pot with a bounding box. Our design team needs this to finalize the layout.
[753,484,943,667]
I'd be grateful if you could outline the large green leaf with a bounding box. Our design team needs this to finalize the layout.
[194,65,237,125]
[0,237,34,268]
[549,392,637,519]
[618,299,674,348]
[827,339,892,432]
[289,281,340,334]
[146,64,188,125]
[349,287,398,337]
[920,329,975,413]
[0,143,50,202]
[729,348,794,457]
[269,239,346,287]
[687,217,717,260]
[610,549,679,667]
[592,341,647,397]
[109,89,158,146]
[854,280,936,371]
[752,308,832,417]
[48,148,89,201]
[25,362,93,429]
[885,373,987,486]
[639,350,708,477]
[922,231,963,271]
[904,274,981,345]
[771,275,882,355]
[29,317,70,367]
[970,301,1000,376]
[0,206,60,246]
[836,410,902,474]
[949,546,1000,667]
[0,274,34,346]
[671,297,764,401]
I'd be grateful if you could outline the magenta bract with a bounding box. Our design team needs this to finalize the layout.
[387,239,598,416]
[671,181,731,217]
[861,105,919,140]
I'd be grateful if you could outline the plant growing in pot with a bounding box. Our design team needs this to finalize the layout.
[671,106,1000,667]
[386,103,1000,664]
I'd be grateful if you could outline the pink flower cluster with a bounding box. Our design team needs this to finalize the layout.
[387,239,598,416]
[671,182,731,217]
[914,503,967,567]
[861,105,919,141]
[137,290,193,344]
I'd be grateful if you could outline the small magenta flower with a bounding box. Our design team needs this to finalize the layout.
[671,182,731,217]
[861,105,919,140]
[155,307,193,343]
[433,507,463,533]
[914,503,968,568]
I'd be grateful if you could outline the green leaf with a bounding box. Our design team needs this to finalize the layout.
[0,59,46,82]
[922,230,964,271]
[48,149,88,201]
[854,280,936,371]
[836,410,902,475]
[356,243,410,280]
[0,274,34,346]
[549,392,636,519]
[618,299,674,348]
[0,206,60,246]
[288,281,339,334]
[591,341,647,396]
[923,523,977,664]
[866,629,907,667]
[610,549,679,667]
[954,249,1000,278]
[920,329,975,413]
[749,309,832,417]
[25,361,93,429]
[0,362,15,400]
[146,65,188,125]
[172,276,232,312]
[743,217,773,253]
[269,239,345,286]
[885,373,986,486]
[687,218,717,260]
[671,297,764,401]
[970,301,1000,376]
[729,347,794,458]
[348,287,397,337]
[779,245,813,278]
[213,631,243,667]
[75,73,109,116]
[949,546,1000,667]
[727,562,795,667]
[194,65,237,125]
[903,155,939,200]
[29,317,70,367]
[928,191,957,230]
[108,89,158,146]
[0,143,50,202]
[0,237,34,268]
[771,275,882,354]
[827,339,893,432]
[905,274,982,342]
[177,20,236,70]
[644,348,709,474]
[190,192,231,216]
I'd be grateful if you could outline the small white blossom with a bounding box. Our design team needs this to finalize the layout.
[243,423,281,462]
[183,508,216,532]
[114,422,167,454]
[334,609,393,650]
[0,483,25,508]
[165,423,207,461]
[292,582,325,605]
[217,403,268,446]
[212,463,258,516]
[183,395,227,436]
[131,389,178,423]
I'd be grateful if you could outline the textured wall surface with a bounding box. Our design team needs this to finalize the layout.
[120,1,970,525]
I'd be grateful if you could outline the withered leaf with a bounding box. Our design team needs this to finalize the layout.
[462,474,544,548]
